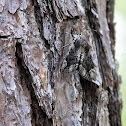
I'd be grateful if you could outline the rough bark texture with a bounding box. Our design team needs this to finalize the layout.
[0,0,122,126]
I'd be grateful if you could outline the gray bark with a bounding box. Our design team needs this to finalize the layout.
[0,0,122,126]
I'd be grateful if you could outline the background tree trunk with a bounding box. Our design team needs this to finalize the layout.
[0,0,122,126]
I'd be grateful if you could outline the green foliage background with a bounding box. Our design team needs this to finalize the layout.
[115,0,126,125]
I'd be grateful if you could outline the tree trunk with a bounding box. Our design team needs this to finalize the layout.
[0,0,122,126]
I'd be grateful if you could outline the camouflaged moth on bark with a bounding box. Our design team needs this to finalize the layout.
[56,19,102,86]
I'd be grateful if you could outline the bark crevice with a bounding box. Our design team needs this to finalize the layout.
[15,43,53,126]
[33,0,51,49]
[80,77,99,126]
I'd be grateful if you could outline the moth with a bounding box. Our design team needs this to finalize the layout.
[59,34,102,86]
[54,20,102,86]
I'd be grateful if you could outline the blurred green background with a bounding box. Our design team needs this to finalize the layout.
[115,0,126,125]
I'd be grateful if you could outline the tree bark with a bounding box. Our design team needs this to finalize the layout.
[0,0,122,126]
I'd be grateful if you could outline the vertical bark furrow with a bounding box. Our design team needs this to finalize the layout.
[106,0,115,57]
[34,0,51,49]
[16,43,53,126]
[81,78,99,126]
